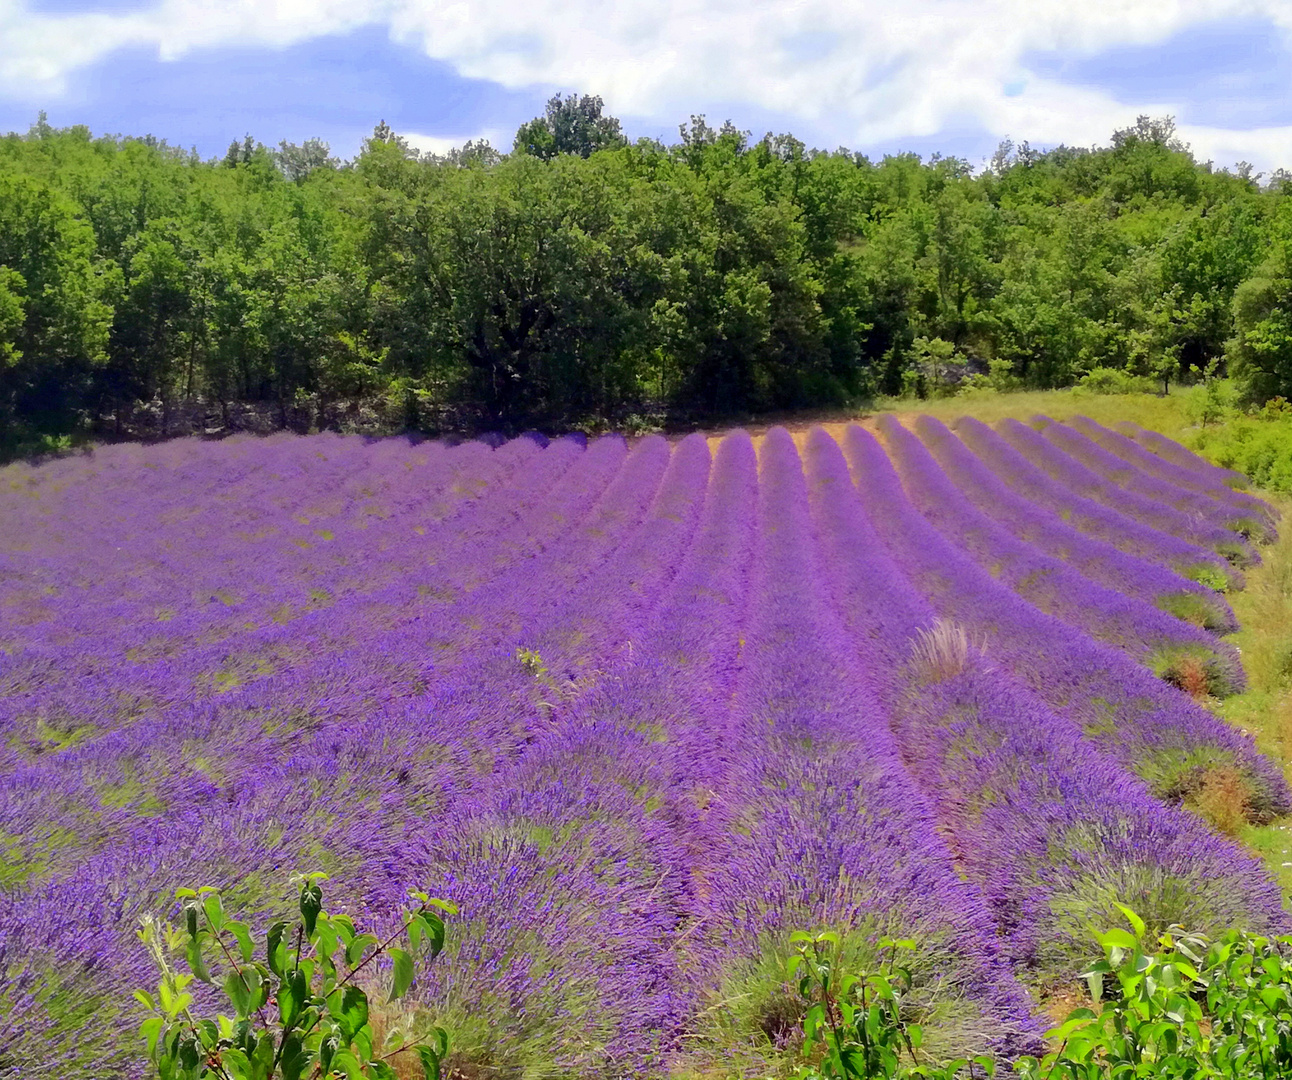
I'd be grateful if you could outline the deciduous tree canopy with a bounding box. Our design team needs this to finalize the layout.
[3,109,1292,450]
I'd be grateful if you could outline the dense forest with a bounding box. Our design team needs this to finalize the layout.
[4,98,1292,451]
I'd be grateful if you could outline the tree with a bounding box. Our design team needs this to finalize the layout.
[513,93,626,161]
[0,172,116,432]
[1227,250,1292,403]
[273,137,338,183]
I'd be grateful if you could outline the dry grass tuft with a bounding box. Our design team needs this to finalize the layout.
[1191,765,1253,838]
[909,619,978,682]
[1170,655,1214,700]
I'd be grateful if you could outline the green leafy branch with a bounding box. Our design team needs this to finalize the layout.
[136,874,456,1080]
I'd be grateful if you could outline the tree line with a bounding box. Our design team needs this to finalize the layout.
[4,100,1292,450]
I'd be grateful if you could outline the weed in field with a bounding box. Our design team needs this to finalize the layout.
[908,620,978,683]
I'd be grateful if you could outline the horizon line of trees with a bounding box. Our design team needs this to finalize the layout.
[6,99,1292,450]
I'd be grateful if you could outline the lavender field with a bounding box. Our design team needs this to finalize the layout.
[0,415,1286,1078]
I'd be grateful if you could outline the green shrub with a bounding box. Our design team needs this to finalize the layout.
[791,909,1292,1080]
[1074,367,1156,395]
[1188,398,1292,494]
[135,875,455,1080]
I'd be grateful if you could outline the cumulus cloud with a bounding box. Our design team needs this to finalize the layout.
[1,0,1291,167]
[401,129,508,155]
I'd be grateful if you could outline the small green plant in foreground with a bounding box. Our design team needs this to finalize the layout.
[136,874,455,1080]
[789,931,993,1080]
[791,906,1292,1080]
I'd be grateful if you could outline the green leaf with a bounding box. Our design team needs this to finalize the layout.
[280,968,307,1029]
[422,912,445,959]
[220,1048,253,1078]
[319,1036,339,1076]
[139,1016,164,1056]
[416,1044,442,1080]
[336,985,370,1043]
[186,936,212,983]
[300,881,323,937]
[429,1026,449,1059]
[1099,927,1138,951]
[1112,903,1146,940]
[389,946,415,1001]
[133,988,157,1012]
[267,920,289,978]
[331,1048,365,1080]
[203,892,225,933]
[280,1035,308,1080]
[226,919,254,963]
[346,933,379,966]
[226,966,253,1017]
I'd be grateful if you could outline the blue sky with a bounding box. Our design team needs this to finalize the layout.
[1,0,1290,170]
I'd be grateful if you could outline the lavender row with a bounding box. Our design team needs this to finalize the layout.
[1114,420,1252,491]
[950,416,1243,593]
[1067,415,1275,536]
[843,423,1288,819]
[997,417,1258,567]
[802,427,1285,988]
[0,434,615,739]
[917,416,1237,631]
[699,428,1036,1060]
[1038,417,1267,550]
[372,439,721,1073]
[876,415,1244,695]
[0,433,546,662]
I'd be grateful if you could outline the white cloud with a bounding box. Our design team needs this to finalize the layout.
[401,129,507,155]
[2,0,1291,167]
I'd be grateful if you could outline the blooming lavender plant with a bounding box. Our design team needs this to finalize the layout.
[875,415,1244,694]
[1065,415,1276,540]
[913,415,1238,633]
[950,416,1244,597]
[843,423,1288,821]
[1113,419,1251,491]
[802,427,1285,992]
[997,417,1259,568]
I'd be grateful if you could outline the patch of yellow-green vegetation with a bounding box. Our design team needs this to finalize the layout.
[1146,643,1241,699]
[1154,590,1232,632]
[98,774,165,816]
[875,386,1197,436]
[1202,493,1292,879]
[198,653,277,695]
[1239,825,1292,895]
[0,825,81,887]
